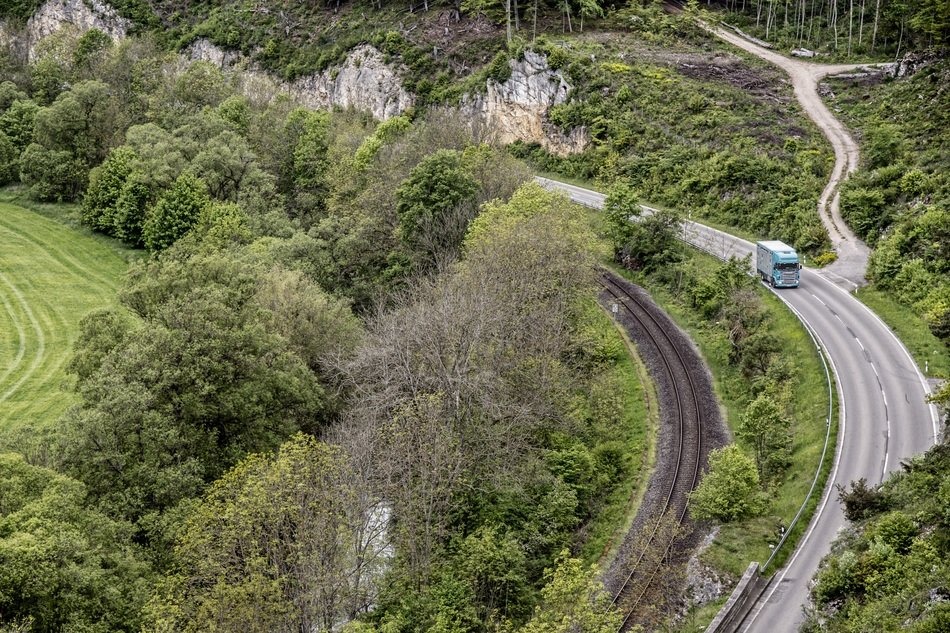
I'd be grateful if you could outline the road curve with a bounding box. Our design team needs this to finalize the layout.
[538,177,939,633]
[704,23,874,287]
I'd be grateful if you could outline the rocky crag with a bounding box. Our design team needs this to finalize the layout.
[25,0,130,61]
[459,50,588,155]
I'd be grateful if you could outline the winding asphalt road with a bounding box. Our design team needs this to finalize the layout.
[537,177,940,632]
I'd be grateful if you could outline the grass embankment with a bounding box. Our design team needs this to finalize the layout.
[0,195,130,431]
[579,304,658,567]
[857,285,950,380]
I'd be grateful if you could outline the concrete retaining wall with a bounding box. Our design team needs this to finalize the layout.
[704,562,771,633]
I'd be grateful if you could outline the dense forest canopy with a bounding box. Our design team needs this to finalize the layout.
[0,23,649,632]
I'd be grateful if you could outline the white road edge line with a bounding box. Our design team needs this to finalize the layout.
[823,279,941,444]
[740,291,845,632]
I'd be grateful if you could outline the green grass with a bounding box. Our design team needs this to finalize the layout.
[857,287,950,379]
[0,200,129,431]
[579,304,657,567]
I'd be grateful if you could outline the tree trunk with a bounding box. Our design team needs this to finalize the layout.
[858,0,865,46]
[871,0,881,52]
[848,0,854,55]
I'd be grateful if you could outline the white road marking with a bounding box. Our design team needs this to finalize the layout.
[855,337,864,351]
[740,321,846,633]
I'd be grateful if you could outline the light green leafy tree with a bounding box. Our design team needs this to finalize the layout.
[520,551,621,633]
[0,453,151,632]
[145,434,383,633]
[689,445,765,522]
[738,392,793,482]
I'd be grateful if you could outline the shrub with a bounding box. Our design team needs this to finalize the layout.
[690,445,765,522]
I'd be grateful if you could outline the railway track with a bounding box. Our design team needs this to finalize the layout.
[598,271,707,630]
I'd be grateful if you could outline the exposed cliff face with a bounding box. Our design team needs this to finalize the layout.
[190,39,588,155]
[26,0,130,61]
[460,50,589,156]
[188,40,415,122]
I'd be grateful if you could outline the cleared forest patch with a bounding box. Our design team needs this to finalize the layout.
[0,201,127,431]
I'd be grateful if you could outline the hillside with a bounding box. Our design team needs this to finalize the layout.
[0,1,948,632]
[805,439,950,632]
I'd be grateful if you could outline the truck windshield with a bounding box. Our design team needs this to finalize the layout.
[776,262,799,270]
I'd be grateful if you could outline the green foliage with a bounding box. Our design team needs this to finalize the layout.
[809,442,950,632]
[690,445,765,522]
[723,0,950,57]
[0,99,38,152]
[142,173,211,250]
[838,477,891,522]
[514,43,829,253]
[520,551,622,633]
[145,434,375,633]
[486,51,513,83]
[395,148,478,269]
[738,392,792,482]
[829,62,950,350]
[19,81,121,201]
[0,132,17,185]
[60,246,341,529]
[0,453,151,633]
[83,146,138,232]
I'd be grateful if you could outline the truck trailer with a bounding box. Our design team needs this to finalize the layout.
[756,240,801,288]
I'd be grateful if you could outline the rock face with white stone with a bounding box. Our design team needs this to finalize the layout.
[460,50,589,156]
[188,39,414,122]
[26,0,130,61]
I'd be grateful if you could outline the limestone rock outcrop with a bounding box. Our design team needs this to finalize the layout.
[26,0,130,61]
[188,40,414,122]
[16,0,588,154]
[460,50,588,156]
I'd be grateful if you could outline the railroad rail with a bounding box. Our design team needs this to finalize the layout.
[598,271,706,631]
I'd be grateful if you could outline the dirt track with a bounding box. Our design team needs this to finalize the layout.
[705,23,872,287]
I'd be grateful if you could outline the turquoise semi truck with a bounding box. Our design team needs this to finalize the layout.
[756,240,801,288]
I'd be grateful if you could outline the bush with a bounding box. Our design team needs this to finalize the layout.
[486,51,512,84]
[689,445,765,522]
[837,478,889,521]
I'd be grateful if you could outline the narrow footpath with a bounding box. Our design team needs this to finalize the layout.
[704,23,873,287]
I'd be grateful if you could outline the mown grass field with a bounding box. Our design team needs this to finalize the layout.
[0,200,128,431]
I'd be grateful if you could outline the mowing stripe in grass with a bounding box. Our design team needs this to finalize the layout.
[0,272,46,404]
[0,213,120,293]
[0,277,27,390]
[0,202,126,431]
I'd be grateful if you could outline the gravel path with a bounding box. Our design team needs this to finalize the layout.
[704,23,874,287]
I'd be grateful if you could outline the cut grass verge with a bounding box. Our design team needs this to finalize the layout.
[856,287,950,380]
[0,201,128,432]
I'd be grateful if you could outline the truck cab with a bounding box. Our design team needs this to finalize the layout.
[756,240,801,288]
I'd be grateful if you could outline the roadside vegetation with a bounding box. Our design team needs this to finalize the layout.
[803,440,950,633]
[511,12,835,255]
[823,58,950,399]
[602,188,834,623]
